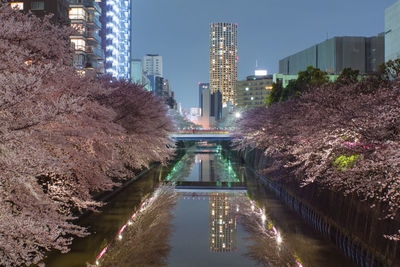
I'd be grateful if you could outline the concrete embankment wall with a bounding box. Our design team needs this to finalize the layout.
[241,147,400,267]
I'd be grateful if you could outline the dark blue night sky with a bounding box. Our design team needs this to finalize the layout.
[132,0,396,109]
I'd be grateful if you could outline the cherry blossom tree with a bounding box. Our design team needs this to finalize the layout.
[0,4,174,266]
[235,73,400,239]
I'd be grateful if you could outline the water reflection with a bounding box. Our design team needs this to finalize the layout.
[45,142,356,267]
[209,193,237,253]
[97,186,178,267]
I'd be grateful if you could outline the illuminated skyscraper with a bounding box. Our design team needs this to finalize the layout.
[101,0,133,79]
[209,193,237,252]
[209,23,238,105]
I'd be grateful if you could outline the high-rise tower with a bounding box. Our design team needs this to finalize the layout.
[209,23,238,105]
[101,0,133,79]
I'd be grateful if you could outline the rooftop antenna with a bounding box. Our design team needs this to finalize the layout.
[256,59,258,69]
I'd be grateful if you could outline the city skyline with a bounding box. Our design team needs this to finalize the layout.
[132,0,395,109]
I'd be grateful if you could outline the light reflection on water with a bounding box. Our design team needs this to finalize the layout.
[44,143,356,267]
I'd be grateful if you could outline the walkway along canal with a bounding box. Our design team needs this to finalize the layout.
[44,141,364,266]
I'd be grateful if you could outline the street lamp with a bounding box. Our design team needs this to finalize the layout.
[235,112,241,119]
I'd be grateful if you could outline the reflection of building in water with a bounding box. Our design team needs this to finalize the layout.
[196,154,215,182]
[209,193,237,252]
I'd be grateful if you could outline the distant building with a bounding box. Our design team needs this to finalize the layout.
[385,0,400,61]
[10,0,69,24]
[235,73,273,108]
[69,0,104,74]
[101,0,133,79]
[154,76,164,96]
[279,35,384,75]
[143,54,163,77]
[132,59,152,91]
[151,76,176,109]
[199,83,209,108]
[132,59,143,84]
[209,23,238,105]
[190,108,201,117]
[200,88,222,129]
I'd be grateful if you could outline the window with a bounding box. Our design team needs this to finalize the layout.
[71,39,86,51]
[31,1,44,10]
[71,23,86,34]
[69,8,86,20]
[10,2,24,10]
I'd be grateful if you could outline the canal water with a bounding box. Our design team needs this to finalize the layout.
[44,142,356,267]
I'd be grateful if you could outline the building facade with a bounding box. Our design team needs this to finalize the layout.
[199,83,209,108]
[200,88,222,129]
[10,0,104,73]
[235,74,273,108]
[132,59,152,91]
[279,36,384,75]
[132,59,143,84]
[143,54,163,77]
[69,0,104,73]
[385,0,400,62]
[101,0,133,79]
[209,23,238,105]
[10,0,69,24]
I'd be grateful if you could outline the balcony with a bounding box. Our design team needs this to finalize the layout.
[87,45,104,59]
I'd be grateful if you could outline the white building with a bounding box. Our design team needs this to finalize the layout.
[143,54,163,77]
[385,0,400,61]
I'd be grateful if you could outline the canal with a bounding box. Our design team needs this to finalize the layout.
[44,142,356,267]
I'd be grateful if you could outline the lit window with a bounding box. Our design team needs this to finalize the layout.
[71,39,86,51]
[69,8,86,20]
[71,23,86,34]
[31,1,44,10]
[10,2,24,10]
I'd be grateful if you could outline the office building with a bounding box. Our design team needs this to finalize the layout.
[101,0,133,79]
[154,76,164,96]
[209,23,238,104]
[132,59,143,84]
[236,72,273,108]
[385,0,400,61]
[69,0,104,73]
[10,0,69,24]
[143,54,163,77]
[279,36,384,75]
[132,59,152,91]
[200,88,222,129]
[199,83,209,108]
[209,193,237,252]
